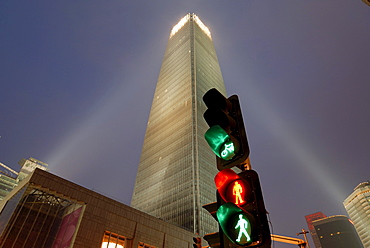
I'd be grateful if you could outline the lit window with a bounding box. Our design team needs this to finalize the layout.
[101,231,125,248]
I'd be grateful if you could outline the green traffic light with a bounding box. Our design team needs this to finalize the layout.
[217,203,253,246]
[204,125,236,160]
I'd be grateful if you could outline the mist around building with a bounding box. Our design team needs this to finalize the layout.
[1,12,369,248]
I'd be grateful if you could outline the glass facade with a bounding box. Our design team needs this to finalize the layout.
[17,157,49,181]
[313,215,364,248]
[343,181,370,248]
[131,14,226,236]
[0,158,48,202]
[0,174,18,201]
[0,185,83,248]
[305,211,326,248]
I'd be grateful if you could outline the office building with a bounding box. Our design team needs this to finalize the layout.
[312,215,363,248]
[343,181,370,248]
[305,212,327,248]
[0,168,195,247]
[131,14,227,236]
[17,157,48,180]
[0,166,18,201]
[0,157,48,201]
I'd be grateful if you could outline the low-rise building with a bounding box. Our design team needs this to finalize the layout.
[0,168,195,248]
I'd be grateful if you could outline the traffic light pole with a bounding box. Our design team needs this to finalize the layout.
[241,157,252,171]
[296,229,311,248]
[271,234,307,248]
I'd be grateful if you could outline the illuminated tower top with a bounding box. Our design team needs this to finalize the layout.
[170,13,211,39]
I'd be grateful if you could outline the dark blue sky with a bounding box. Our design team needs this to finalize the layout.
[1,1,369,247]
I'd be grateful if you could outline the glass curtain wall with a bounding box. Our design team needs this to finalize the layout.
[131,13,226,236]
[0,185,83,248]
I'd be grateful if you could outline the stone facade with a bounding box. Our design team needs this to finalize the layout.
[0,169,194,248]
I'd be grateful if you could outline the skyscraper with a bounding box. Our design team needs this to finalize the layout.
[312,215,363,248]
[343,181,370,248]
[0,157,48,201]
[131,14,226,236]
[305,211,327,248]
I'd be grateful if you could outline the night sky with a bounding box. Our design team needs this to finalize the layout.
[1,1,369,247]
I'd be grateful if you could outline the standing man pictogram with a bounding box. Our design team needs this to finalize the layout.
[233,181,245,205]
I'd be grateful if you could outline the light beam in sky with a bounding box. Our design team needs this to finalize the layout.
[245,82,345,206]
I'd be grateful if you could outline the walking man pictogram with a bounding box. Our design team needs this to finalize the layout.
[235,214,251,242]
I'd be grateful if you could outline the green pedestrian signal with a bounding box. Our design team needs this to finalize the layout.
[235,214,252,243]
[217,203,255,246]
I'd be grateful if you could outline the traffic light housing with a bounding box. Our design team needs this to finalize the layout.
[203,88,249,171]
[202,89,270,247]
[214,169,271,247]
[193,237,202,248]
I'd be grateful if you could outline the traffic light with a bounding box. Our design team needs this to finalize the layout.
[203,88,249,171]
[193,237,202,248]
[214,169,271,248]
[202,89,270,248]
[202,202,233,248]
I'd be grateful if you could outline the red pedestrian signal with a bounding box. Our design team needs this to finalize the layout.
[215,168,252,207]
